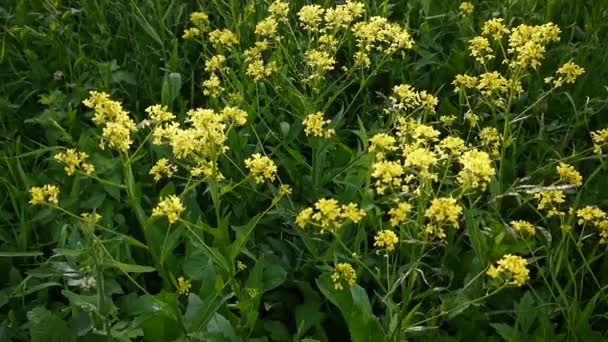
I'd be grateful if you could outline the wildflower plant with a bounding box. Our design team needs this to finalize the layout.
[3,0,608,341]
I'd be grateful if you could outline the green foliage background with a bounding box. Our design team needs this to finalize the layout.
[1,0,608,341]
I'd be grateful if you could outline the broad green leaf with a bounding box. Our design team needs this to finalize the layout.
[316,274,384,342]
[110,261,156,273]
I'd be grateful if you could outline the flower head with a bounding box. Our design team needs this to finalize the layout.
[487,254,530,287]
[374,230,399,254]
[149,158,177,182]
[245,153,277,183]
[54,149,95,176]
[152,195,185,224]
[177,276,192,296]
[302,112,335,138]
[331,263,357,290]
[29,185,60,205]
[556,162,582,187]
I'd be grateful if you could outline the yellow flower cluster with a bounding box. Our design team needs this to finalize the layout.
[298,1,364,33]
[221,106,248,126]
[182,11,209,39]
[457,149,496,191]
[482,18,509,41]
[424,197,463,239]
[145,104,175,123]
[302,112,335,138]
[244,153,278,183]
[556,162,583,187]
[296,198,366,232]
[82,91,136,152]
[487,254,530,287]
[29,184,60,206]
[534,190,565,218]
[371,160,405,195]
[152,195,186,224]
[373,230,399,254]
[54,149,95,176]
[244,41,278,81]
[507,22,561,70]
[388,200,412,227]
[149,158,177,182]
[389,84,438,113]
[176,276,192,296]
[591,128,608,154]
[468,36,494,64]
[510,220,536,237]
[352,16,414,56]
[368,133,398,160]
[479,127,502,157]
[304,49,336,82]
[331,263,357,290]
[268,0,290,20]
[545,62,585,88]
[208,29,239,49]
[459,2,474,16]
[574,206,608,243]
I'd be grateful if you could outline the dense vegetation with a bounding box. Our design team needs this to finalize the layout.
[1,0,608,341]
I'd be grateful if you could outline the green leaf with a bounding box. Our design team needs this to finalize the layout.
[316,274,384,342]
[110,261,156,273]
[0,251,43,257]
[183,293,232,333]
[27,307,76,342]
[491,323,517,342]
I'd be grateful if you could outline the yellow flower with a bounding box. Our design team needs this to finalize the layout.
[296,207,314,228]
[437,136,467,157]
[373,230,399,254]
[268,0,290,21]
[388,200,412,227]
[176,276,192,296]
[220,106,248,126]
[205,55,227,73]
[556,162,582,187]
[191,160,225,181]
[468,36,494,64]
[425,197,463,227]
[479,127,501,158]
[190,12,209,28]
[340,203,366,223]
[255,17,278,38]
[279,184,292,196]
[576,206,606,226]
[331,263,357,290]
[324,0,365,30]
[298,5,325,32]
[152,195,185,224]
[452,74,477,93]
[486,254,530,287]
[149,158,177,182]
[533,190,565,218]
[457,149,496,191]
[476,72,509,97]
[369,133,398,160]
[546,62,585,88]
[208,29,239,49]
[245,153,277,183]
[237,260,247,271]
[591,128,608,154]
[296,199,365,232]
[182,27,201,39]
[305,49,336,81]
[83,91,136,152]
[511,220,536,236]
[202,73,225,97]
[404,147,437,180]
[458,2,474,16]
[145,104,176,123]
[54,149,95,176]
[302,112,335,138]
[29,185,60,206]
[371,160,404,195]
[482,18,509,41]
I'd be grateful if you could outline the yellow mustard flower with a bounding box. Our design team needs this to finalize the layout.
[371,160,404,195]
[29,185,60,206]
[54,149,95,176]
[152,195,185,224]
[176,276,192,296]
[145,104,175,123]
[373,230,399,254]
[457,149,496,191]
[83,91,136,152]
[388,200,412,227]
[208,29,239,48]
[245,153,278,183]
[482,18,509,41]
[511,220,536,237]
[534,190,565,218]
[149,158,177,182]
[486,254,530,287]
[556,162,582,187]
[468,36,494,64]
[220,106,248,126]
[302,112,335,138]
[298,5,325,32]
[458,2,474,16]
[331,263,357,290]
